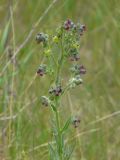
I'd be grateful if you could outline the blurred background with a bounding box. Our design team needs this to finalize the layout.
[0,0,120,159]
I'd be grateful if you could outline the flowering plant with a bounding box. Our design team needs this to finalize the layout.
[36,19,86,160]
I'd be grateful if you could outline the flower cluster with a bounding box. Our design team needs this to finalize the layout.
[71,64,86,75]
[63,19,76,31]
[36,19,86,102]
[49,85,62,96]
[62,20,86,65]
[69,48,80,61]
[69,64,86,88]
[78,24,86,36]
[63,19,86,35]
[36,33,48,46]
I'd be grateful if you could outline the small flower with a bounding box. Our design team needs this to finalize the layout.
[36,33,48,44]
[41,96,50,107]
[70,64,86,75]
[77,24,86,36]
[79,65,86,74]
[68,48,80,61]
[80,24,86,32]
[49,85,62,96]
[37,64,47,76]
[63,19,75,31]
[72,116,81,128]
[69,54,80,61]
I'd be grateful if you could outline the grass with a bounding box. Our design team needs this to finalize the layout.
[0,0,120,159]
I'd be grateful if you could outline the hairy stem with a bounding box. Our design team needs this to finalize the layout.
[56,31,64,85]
[54,32,64,160]
[55,98,63,160]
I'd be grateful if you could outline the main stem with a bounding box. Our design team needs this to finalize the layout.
[54,33,64,160]
[55,99,62,160]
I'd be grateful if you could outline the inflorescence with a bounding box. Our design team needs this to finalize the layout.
[36,19,86,126]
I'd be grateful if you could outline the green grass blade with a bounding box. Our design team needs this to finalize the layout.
[0,20,10,53]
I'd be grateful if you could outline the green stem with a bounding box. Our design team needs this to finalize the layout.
[55,98,63,160]
[54,32,64,160]
[56,32,64,85]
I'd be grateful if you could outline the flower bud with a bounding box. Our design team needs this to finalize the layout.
[41,96,50,107]
[74,75,83,85]
[77,23,86,36]
[37,64,47,76]
[44,49,51,57]
[72,116,81,128]
[68,75,83,88]
[53,36,59,43]
[36,33,48,44]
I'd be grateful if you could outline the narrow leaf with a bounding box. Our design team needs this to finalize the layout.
[61,117,71,133]
[51,104,57,112]
[0,20,10,52]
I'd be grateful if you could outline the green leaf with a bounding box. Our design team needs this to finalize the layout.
[51,104,57,112]
[61,117,71,133]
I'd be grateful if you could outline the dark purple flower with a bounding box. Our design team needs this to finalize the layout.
[71,64,86,75]
[37,65,47,76]
[79,65,86,74]
[49,85,62,96]
[72,117,81,128]
[64,19,74,31]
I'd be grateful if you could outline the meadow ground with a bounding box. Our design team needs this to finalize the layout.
[0,0,120,159]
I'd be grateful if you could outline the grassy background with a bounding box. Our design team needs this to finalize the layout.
[0,0,120,159]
